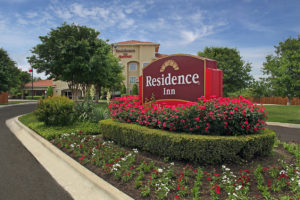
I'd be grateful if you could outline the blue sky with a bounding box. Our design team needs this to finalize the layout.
[0,0,299,79]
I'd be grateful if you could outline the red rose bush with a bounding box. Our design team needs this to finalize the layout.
[109,95,266,136]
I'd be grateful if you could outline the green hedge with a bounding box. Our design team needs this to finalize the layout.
[99,119,276,164]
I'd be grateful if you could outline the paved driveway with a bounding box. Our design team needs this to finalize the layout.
[266,125,300,143]
[0,103,73,200]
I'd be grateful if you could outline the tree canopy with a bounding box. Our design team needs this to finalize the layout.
[198,47,253,96]
[28,23,123,100]
[263,35,300,104]
[0,48,20,93]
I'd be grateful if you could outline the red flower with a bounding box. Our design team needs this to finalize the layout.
[211,184,220,194]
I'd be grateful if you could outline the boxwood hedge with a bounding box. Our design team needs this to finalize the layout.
[99,119,276,164]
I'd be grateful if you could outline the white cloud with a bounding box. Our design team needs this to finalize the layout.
[26,12,38,18]
[181,30,199,44]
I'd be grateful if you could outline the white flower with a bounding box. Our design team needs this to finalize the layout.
[132,148,138,153]
[158,168,163,173]
[70,144,75,148]
[235,185,242,191]
[222,165,226,169]
[233,193,238,197]
[170,162,174,166]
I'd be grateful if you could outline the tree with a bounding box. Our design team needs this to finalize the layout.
[28,23,123,101]
[263,35,300,105]
[132,84,138,95]
[18,71,31,99]
[248,78,274,98]
[8,70,31,99]
[46,86,53,97]
[198,47,253,96]
[0,48,19,93]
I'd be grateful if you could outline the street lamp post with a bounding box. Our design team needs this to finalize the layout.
[29,65,33,99]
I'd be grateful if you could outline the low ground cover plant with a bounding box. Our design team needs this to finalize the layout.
[52,131,300,200]
[109,95,266,136]
[19,113,100,139]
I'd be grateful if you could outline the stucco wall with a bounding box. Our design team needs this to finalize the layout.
[53,80,69,96]
[113,44,157,93]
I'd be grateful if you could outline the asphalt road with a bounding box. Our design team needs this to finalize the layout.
[0,103,73,200]
[266,125,300,143]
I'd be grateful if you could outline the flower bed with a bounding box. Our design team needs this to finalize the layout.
[52,132,300,200]
[99,119,276,164]
[109,95,266,136]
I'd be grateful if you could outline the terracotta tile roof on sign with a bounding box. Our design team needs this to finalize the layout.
[24,79,55,88]
[112,40,158,45]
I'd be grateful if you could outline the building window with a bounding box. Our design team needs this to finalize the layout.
[129,76,137,84]
[143,62,149,68]
[129,63,137,71]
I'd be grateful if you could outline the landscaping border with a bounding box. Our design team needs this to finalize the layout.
[100,119,276,164]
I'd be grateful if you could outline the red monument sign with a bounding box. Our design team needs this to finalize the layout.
[139,54,223,104]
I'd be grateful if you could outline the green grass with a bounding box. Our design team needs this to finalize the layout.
[0,102,24,105]
[19,113,100,139]
[264,105,300,124]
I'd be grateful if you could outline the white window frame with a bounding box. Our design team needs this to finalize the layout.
[129,63,137,71]
[129,76,137,84]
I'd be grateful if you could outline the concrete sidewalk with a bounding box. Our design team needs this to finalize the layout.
[266,121,300,129]
[6,116,133,200]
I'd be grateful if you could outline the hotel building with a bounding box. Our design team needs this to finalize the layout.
[111,40,167,94]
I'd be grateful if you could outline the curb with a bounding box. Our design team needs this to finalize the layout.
[266,122,300,129]
[6,116,133,200]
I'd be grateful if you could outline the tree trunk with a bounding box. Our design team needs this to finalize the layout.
[94,85,101,102]
[21,88,25,99]
[287,97,291,105]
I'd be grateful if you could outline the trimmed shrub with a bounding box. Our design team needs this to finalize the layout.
[99,119,276,164]
[35,96,75,126]
[109,95,267,136]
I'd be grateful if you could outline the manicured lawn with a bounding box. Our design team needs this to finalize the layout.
[0,102,24,106]
[19,113,100,139]
[264,105,300,124]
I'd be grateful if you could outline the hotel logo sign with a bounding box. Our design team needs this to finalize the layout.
[141,54,222,104]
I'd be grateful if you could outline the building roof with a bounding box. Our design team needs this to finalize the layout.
[24,79,55,88]
[112,40,159,45]
[155,53,168,58]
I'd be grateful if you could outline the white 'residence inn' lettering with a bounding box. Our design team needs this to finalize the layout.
[146,73,199,87]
